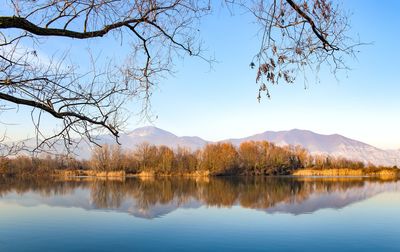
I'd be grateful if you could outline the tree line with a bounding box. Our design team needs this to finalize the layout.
[0,140,382,177]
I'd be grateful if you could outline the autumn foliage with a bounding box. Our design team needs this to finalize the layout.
[0,140,382,177]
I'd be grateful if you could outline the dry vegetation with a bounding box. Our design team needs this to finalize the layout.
[0,140,397,178]
[293,167,399,178]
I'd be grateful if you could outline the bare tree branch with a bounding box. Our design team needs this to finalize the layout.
[0,0,361,155]
[1,0,211,154]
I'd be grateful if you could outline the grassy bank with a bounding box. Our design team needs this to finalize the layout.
[52,169,212,178]
[51,167,400,178]
[3,167,399,179]
[54,170,126,178]
[292,168,399,178]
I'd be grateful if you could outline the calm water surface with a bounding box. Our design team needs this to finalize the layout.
[1,176,400,251]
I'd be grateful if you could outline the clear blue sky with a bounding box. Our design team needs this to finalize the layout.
[2,1,400,149]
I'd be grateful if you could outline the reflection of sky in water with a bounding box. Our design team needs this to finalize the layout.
[1,178,400,251]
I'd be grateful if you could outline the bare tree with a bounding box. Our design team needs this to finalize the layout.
[240,0,362,100]
[0,0,211,152]
[0,0,360,153]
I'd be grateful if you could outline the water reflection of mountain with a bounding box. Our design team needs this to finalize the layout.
[0,177,399,218]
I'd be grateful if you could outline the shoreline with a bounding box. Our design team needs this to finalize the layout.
[292,168,399,178]
[2,167,398,179]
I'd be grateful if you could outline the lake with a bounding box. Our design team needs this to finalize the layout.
[1,176,400,251]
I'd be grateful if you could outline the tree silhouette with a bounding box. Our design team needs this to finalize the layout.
[0,0,360,152]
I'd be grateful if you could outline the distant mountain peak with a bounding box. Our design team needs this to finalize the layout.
[226,128,398,167]
[128,126,176,138]
[285,129,330,136]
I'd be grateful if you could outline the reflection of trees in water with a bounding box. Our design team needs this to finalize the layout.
[0,177,87,197]
[129,178,199,210]
[90,180,125,209]
[0,176,397,211]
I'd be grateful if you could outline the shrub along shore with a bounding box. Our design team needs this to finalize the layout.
[1,141,398,178]
[292,168,399,178]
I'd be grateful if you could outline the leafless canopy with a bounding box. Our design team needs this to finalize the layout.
[242,0,361,100]
[0,0,360,153]
[0,0,211,152]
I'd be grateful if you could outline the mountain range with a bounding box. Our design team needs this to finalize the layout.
[32,126,400,167]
